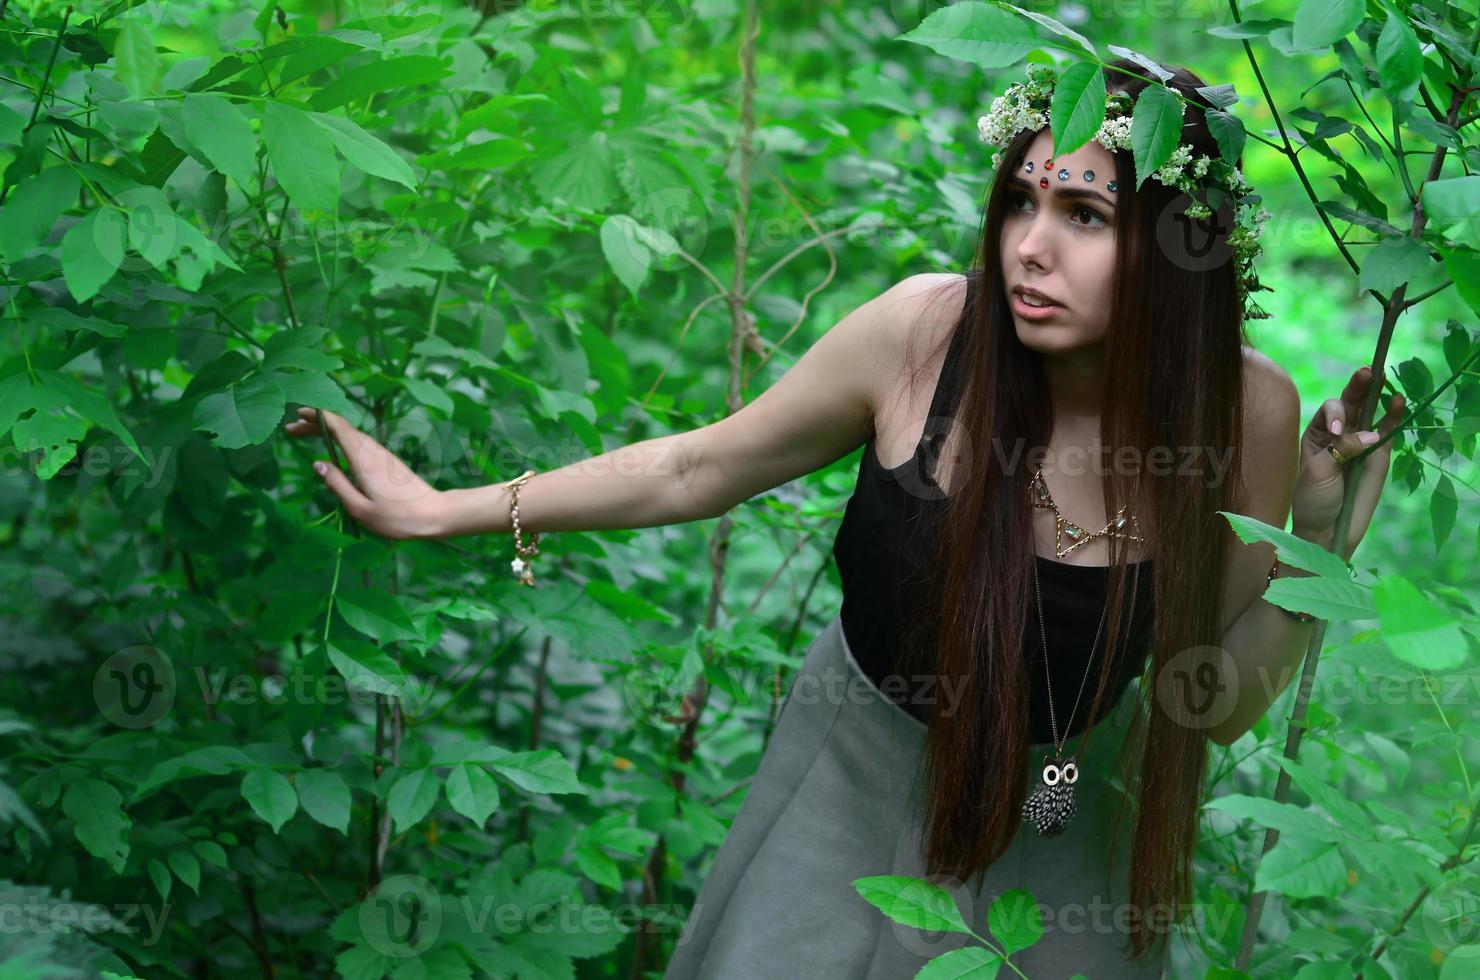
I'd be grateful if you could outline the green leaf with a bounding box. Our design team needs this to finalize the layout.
[1203,794,1343,842]
[1292,0,1365,51]
[309,112,416,189]
[532,133,617,211]
[896,2,1038,70]
[445,763,501,828]
[1254,836,1346,898]
[12,406,89,479]
[0,165,79,263]
[1265,575,1375,622]
[1421,178,1480,246]
[1373,576,1467,670]
[1432,475,1457,553]
[121,186,177,269]
[307,56,453,113]
[387,769,439,833]
[35,369,144,462]
[491,750,587,796]
[915,946,1002,979]
[1008,8,1096,58]
[600,215,678,298]
[1217,512,1351,579]
[113,21,159,99]
[1273,757,1376,840]
[147,857,171,901]
[193,840,228,870]
[1438,246,1480,317]
[192,374,286,449]
[135,745,254,799]
[63,778,131,873]
[241,770,298,833]
[400,376,454,415]
[1048,63,1106,161]
[1206,109,1247,165]
[852,875,971,934]
[1358,237,1432,294]
[181,92,258,191]
[573,845,622,889]
[326,639,407,697]
[295,769,352,834]
[168,849,201,894]
[271,370,353,415]
[986,888,1043,955]
[262,101,339,212]
[1129,83,1183,190]
[61,209,128,303]
[336,589,420,643]
[1375,11,1423,105]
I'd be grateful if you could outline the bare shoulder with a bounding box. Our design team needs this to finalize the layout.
[880,272,970,380]
[868,272,971,464]
[1240,346,1301,438]
[1234,346,1302,514]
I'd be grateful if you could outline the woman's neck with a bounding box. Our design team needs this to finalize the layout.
[1040,344,1107,421]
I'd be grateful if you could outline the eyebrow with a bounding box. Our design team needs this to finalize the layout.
[1006,174,1115,210]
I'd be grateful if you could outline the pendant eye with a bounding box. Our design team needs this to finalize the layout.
[1042,762,1061,785]
[1062,762,1078,784]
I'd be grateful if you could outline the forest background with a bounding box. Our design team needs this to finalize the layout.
[0,1,1478,978]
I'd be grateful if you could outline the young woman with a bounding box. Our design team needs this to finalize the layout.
[284,59,1406,977]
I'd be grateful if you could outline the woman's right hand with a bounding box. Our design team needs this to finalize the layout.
[282,406,446,540]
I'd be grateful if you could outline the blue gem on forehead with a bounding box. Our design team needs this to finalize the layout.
[1083,170,1095,181]
[1056,168,1070,181]
[1107,180,1118,192]
[1024,161,1034,173]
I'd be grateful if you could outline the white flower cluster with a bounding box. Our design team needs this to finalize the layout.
[976,86,1048,147]
[1093,113,1133,151]
[1153,144,1195,185]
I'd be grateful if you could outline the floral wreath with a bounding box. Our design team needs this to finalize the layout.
[977,64,1274,322]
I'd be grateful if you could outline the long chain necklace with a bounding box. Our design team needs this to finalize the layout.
[1020,465,1144,837]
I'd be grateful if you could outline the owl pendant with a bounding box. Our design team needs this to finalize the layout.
[1021,755,1079,837]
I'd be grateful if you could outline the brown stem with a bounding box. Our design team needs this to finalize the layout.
[237,876,275,979]
[1354,800,1479,978]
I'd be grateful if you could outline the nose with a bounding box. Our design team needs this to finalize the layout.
[1014,206,1054,271]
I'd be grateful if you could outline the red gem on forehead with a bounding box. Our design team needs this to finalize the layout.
[1045,158,1053,168]
[1038,176,1049,188]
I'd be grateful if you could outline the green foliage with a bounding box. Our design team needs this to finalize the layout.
[0,1,1476,979]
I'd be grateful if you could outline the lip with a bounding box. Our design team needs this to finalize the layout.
[1011,287,1065,320]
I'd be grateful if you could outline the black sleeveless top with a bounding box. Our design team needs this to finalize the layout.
[830,275,1156,741]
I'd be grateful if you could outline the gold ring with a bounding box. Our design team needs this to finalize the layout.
[1327,443,1350,466]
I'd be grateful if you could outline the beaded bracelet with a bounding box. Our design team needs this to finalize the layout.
[502,469,541,586]
[1266,555,1317,623]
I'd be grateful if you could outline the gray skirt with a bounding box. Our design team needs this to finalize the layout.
[662,611,1170,979]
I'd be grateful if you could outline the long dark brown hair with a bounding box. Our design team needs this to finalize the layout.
[899,58,1253,961]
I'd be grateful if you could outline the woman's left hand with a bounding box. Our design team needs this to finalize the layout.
[1290,364,1406,561]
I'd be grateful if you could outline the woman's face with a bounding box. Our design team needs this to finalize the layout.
[999,127,1120,354]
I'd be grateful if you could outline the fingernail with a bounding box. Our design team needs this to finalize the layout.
[1358,431,1379,446]
[1330,419,1342,435]
[314,461,327,475]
